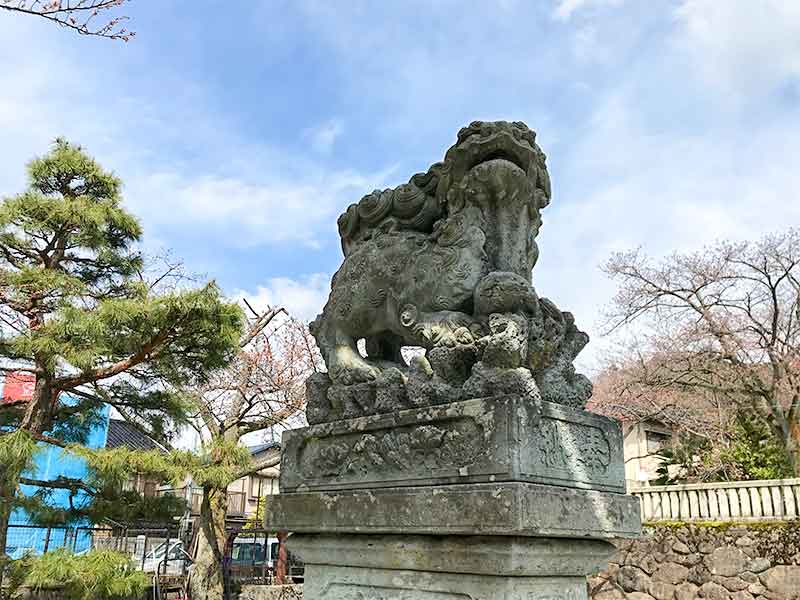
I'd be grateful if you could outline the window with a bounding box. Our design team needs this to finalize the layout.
[645,430,670,454]
[250,476,276,497]
[249,476,264,497]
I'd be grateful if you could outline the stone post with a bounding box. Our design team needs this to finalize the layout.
[265,121,641,599]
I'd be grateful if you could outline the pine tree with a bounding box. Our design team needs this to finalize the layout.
[0,139,243,579]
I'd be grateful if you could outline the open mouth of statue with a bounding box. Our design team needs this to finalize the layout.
[466,139,532,175]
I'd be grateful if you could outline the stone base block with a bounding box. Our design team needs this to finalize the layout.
[302,566,587,600]
[265,482,641,539]
[280,396,625,494]
[290,534,612,600]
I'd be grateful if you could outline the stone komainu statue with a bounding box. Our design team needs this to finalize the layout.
[308,121,592,424]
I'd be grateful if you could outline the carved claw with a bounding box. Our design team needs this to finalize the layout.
[329,346,382,385]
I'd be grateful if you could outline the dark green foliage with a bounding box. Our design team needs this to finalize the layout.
[0,139,244,531]
[84,491,187,526]
[723,413,793,481]
[653,434,713,485]
[654,414,794,484]
[0,431,38,479]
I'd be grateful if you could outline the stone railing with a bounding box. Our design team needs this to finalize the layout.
[630,478,800,522]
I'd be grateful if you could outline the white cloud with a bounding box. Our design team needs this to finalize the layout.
[673,0,800,100]
[234,274,331,323]
[304,119,344,154]
[552,0,624,21]
[125,167,376,248]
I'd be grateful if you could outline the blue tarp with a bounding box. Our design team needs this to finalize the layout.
[3,379,110,557]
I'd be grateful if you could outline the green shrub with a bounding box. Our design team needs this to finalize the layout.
[14,549,149,600]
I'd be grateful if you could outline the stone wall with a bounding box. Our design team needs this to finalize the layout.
[590,521,800,600]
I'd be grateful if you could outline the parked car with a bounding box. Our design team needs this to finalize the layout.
[141,541,192,574]
[227,535,303,583]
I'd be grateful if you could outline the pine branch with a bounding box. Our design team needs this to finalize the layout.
[18,475,95,495]
[56,325,173,389]
[232,452,281,480]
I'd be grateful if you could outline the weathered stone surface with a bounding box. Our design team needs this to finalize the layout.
[652,562,690,585]
[672,541,691,554]
[309,121,592,416]
[748,558,771,574]
[688,565,713,586]
[739,571,758,584]
[593,523,800,600]
[593,589,626,600]
[289,534,614,577]
[700,581,730,600]
[616,566,650,592]
[714,575,750,592]
[648,581,675,600]
[747,582,767,595]
[675,582,699,600]
[709,547,749,577]
[302,564,590,600]
[280,397,625,493]
[265,482,640,538]
[759,565,800,597]
[272,122,640,600]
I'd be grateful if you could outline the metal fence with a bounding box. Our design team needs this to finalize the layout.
[222,529,303,599]
[4,523,300,600]
[5,524,192,576]
[630,477,800,522]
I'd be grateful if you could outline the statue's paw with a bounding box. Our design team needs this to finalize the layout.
[331,362,381,385]
[432,326,474,347]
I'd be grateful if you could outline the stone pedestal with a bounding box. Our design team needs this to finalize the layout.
[265,398,642,600]
[292,534,614,600]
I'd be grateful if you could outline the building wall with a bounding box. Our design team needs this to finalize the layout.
[623,421,672,489]
[2,374,111,557]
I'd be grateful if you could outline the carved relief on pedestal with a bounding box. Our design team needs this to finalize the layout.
[299,417,486,481]
[534,418,611,475]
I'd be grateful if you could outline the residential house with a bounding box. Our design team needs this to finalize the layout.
[586,396,674,489]
[159,441,282,527]
[106,418,168,499]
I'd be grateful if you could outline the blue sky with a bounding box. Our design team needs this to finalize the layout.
[2,0,799,372]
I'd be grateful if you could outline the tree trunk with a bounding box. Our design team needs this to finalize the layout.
[274,530,288,585]
[187,487,228,600]
[789,419,800,477]
[0,476,14,593]
[19,379,55,434]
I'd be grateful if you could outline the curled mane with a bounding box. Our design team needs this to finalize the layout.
[337,163,444,256]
